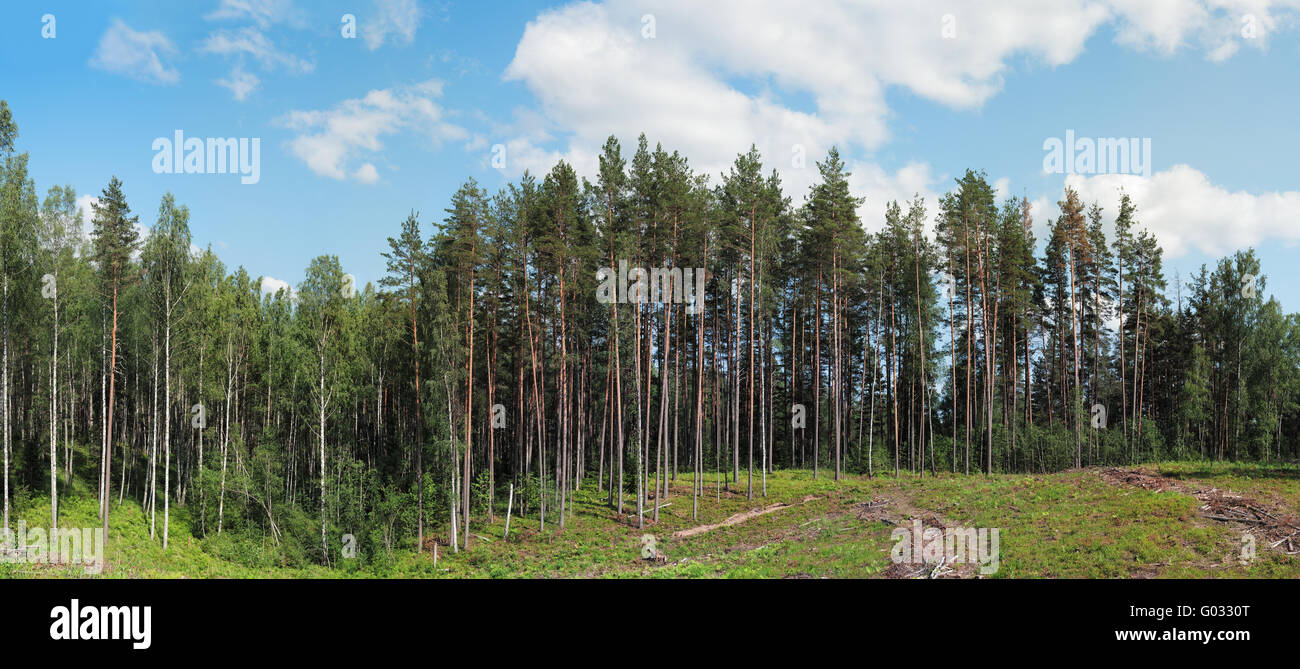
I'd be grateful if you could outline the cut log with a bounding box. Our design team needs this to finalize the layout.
[503,483,514,539]
[672,495,817,539]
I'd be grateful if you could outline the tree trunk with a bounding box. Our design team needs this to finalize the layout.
[49,274,59,534]
[163,298,172,549]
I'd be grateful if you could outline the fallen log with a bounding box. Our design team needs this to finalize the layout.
[671,495,817,539]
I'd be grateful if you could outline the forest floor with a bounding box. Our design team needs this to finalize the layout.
[3,461,1298,578]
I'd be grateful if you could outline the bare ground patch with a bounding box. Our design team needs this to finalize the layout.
[853,494,981,579]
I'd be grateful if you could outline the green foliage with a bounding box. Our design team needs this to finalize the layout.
[1,97,1300,579]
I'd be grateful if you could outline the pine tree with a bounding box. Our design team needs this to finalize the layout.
[89,176,140,547]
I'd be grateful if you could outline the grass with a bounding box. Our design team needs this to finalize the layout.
[3,461,1297,578]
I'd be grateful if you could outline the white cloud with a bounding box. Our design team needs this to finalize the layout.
[498,0,1300,223]
[353,163,380,183]
[500,0,1121,188]
[206,0,300,28]
[1028,195,1055,246]
[1067,164,1300,258]
[216,65,260,101]
[89,18,180,85]
[279,80,466,182]
[992,177,1014,200]
[364,0,423,50]
[201,26,314,74]
[1106,0,1294,60]
[75,195,99,243]
[260,276,297,300]
[202,2,313,100]
[1108,0,1214,53]
[848,161,943,234]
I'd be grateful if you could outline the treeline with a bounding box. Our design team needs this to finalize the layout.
[1,100,1298,566]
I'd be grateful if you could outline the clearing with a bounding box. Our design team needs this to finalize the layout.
[4,462,1297,578]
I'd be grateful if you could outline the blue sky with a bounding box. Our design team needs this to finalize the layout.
[2,0,1298,310]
